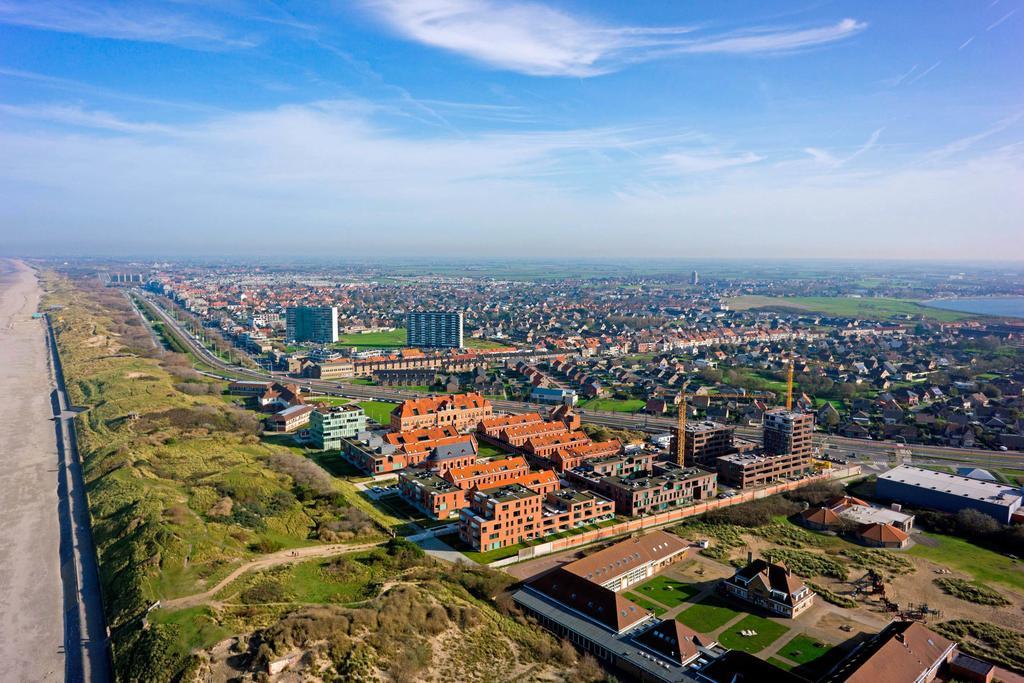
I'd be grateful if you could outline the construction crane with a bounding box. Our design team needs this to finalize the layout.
[674,390,771,467]
[785,358,795,411]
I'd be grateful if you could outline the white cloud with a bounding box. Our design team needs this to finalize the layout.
[671,18,867,55]
[988,8,1017,30]
[1,100,1020,260]
[806,128,883,168]
[926,113,1024,162]
[0,103,176,134]
[0,0,255,48]
[362,0,866,76]
[662,151,763,173]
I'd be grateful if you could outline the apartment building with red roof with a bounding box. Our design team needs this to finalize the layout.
[500,420,569,448]
[477,412,545,439]
[400,460,559,520]
[390,392,493,432]
[524,430,591,458]
[550,439,622,472]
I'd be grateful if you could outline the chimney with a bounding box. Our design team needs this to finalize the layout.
[747,550,753,565]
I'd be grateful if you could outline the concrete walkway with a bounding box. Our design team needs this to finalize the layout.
[417,536,473,565]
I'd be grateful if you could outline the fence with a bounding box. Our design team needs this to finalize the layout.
[489,464,862,568]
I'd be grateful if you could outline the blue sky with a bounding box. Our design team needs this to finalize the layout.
[0,1,1021,259]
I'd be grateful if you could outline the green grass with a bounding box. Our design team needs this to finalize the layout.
[777,634,833,665]
[726,295,973,322]
[477,443,515,459]
[465,337,511,350]
[357,400,395,426]
[625,593,668,617]
[633,576,701,608]
[578,398,645,412]
[717,614,790,653]
[336,329,407,348]
[908,532,1024,592]
[149,606,230,660]
[675,595,740,633]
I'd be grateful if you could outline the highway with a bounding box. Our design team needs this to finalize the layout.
[137,292,1023,472]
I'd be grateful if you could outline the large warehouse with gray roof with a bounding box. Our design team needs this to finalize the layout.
[876,465,1022,524]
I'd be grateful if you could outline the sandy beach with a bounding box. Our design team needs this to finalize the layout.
[0,258,64,681]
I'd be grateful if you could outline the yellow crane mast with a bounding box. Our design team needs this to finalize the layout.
[675,390,766,467]
[785,358,795,411]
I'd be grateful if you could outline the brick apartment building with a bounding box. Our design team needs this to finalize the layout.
[568,452,654,480]
[524,430,592,458]
[477,412,545,439]
[568,461,717,516]
[398,456,559,519]
[763,409,815,458]
[459,483,614,551]
[668,420,737,467]
[348,427,479,474]
[716,451,813,489]
[389,392,493,433]
[550,439,623,472]
[445,456,530,490]
[501,420,569,448]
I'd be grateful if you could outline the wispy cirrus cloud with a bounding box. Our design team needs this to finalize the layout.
[0,0,256,48]
[805,128,883,168]
[362,0,866,77]
[661,150,764,173]
[669,18,867,56]
[0,102,177,134]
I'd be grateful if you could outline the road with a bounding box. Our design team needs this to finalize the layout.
[138,291,1021,470]
[45,313,114,683]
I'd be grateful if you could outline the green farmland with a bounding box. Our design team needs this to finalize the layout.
[727,295,973,322]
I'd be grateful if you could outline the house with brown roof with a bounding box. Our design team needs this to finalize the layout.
[855,522,910,549]
[824,621,957,683]
[720,556,815,618]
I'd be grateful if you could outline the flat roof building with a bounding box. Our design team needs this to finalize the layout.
[569,461,716,516]
[876,465,1023,524]
[763,409,814,458]
[716,451,813,489]
[309,405,367,449]
[407,311,463,349]
[286,306,338,344]
[668,420,736,468]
